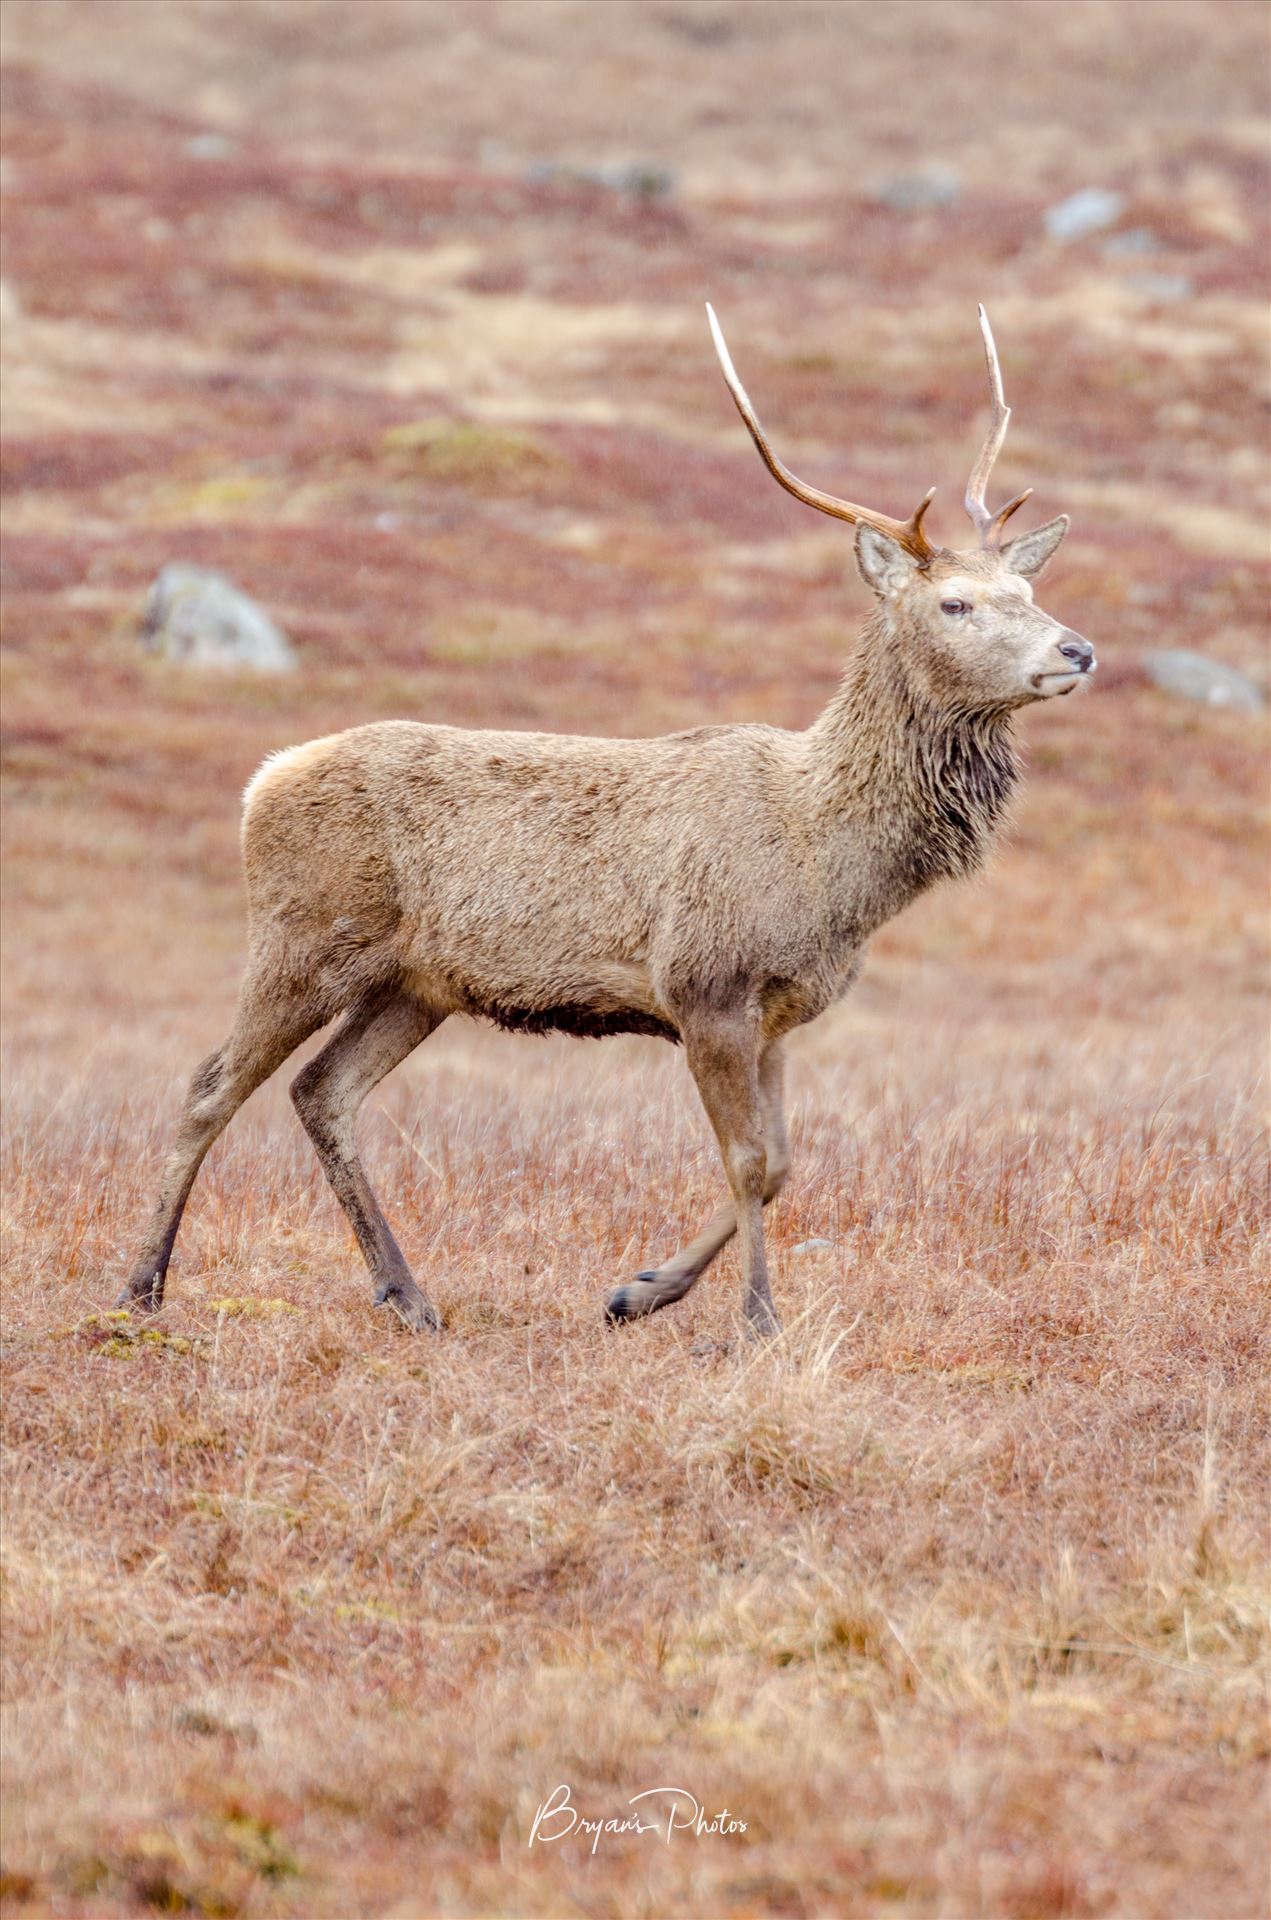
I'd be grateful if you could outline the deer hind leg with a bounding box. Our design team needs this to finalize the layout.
[607,1031,786,1335]
[117,959,327,1312]
[290,987,445,1331]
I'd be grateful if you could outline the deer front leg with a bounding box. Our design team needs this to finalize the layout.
[607,1021,781,1336]
[606,1040,788,1324]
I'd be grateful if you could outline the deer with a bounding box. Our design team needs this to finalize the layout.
[116,304,1094,1338]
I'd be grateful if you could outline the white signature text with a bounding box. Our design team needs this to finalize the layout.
[529,1781,748,1854]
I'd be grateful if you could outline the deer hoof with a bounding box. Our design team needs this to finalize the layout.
[745,1301,782,1340]
[115,1274,164,1314]
[605,1275,658,1323]
[374,1283,440,1332]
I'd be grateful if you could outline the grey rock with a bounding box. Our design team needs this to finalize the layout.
[1103,226,1159,257]
[141,565,295,673]
[664,12,734,44]
[869,166,962,211]
[1044,188,1125,241]
[596,160,678,198]
[792,1237,834,1255]
[1124,272,1193,303]
[184,132,238,162]
[1144,650,1263,712]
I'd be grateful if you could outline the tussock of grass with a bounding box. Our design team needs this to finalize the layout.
[206,1296,299,1318]
[382,418,555,483]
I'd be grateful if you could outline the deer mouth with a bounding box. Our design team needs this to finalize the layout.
[1031,664,1095,696]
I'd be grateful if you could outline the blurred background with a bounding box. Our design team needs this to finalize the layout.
[2,0,1266,1085]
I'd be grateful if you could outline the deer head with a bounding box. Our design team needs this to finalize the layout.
[707,304,1095,711]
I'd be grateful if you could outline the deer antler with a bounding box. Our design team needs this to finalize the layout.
[964,305,1033,547]
[706,304,937,564]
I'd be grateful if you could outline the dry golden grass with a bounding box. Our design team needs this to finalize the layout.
[4,1016,1267,1915]
[2,2,1269,1915]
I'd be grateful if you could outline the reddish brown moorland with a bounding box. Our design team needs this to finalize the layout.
[1,4,1268,1916]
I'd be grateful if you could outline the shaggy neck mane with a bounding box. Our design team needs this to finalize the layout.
[809,606,1019,888]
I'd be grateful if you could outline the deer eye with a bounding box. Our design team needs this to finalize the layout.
[940,598,970,616]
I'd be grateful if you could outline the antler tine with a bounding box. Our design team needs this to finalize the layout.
[965,304,1033,547]
[706,304,936,563]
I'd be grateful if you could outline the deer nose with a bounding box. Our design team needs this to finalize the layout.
[1057,631,1094,672]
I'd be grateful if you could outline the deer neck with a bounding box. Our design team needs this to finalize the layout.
[807,612,1019,903]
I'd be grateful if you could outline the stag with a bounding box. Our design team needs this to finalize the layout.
[117,305,1094,1336]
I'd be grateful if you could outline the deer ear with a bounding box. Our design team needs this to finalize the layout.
[855,524,921,596]
[1001,514,1069,580]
